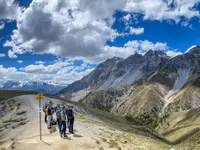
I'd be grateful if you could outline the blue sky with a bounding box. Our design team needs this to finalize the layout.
[0,0,200,85]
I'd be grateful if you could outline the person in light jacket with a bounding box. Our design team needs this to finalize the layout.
[60,105,67,138]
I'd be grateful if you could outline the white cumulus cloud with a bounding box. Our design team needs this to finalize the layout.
[166,51,182,57]
[0,0,22,20]
[129,27,144,35]
[124,0,200,24]
[4,0,195,63]
[17,60,23,63]
[0,23,5,30]
[0,53,6,57]
[35,61,46,65]
[124,40,169,54]
[0,59,96,85]
[8,50,18,58]
[4,0,125,61]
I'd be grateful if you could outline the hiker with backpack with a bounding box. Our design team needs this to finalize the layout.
[47,102,54,129]
[43,103,48,123]
[55,104,62,134]
[60,105,67,138]
[66,105,74,134]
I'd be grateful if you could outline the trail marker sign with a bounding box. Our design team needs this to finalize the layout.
[35,93,44,141]
[36,93,44,100]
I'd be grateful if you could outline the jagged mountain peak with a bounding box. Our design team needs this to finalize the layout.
[58,50,170,96]
[107,56,123,61]
[145,50,169,58]
[97,56,123,69]
[103,56,123,64]
[162,46,200,73]
[187,45,200,54]
[144,49,154,56]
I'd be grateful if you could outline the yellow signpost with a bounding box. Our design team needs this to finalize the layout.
[36,93,44,100]
[36,93,44,141]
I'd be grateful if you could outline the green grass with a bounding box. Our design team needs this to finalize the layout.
[166,126,198,141]
[0,90,36,101]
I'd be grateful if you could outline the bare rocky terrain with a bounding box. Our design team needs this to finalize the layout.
[1,92,200,149]
[55,46,200,149]
[0,93,174,150]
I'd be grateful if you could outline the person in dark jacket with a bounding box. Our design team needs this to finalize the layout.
[43,103,48,123]
[66,105,74,134]
[47,102,54,129]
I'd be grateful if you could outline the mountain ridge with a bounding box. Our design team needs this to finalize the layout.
[58,48,173,96]
[58,46,200,129]
[0,80,66,94]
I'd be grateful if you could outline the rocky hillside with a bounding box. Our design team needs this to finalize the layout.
[58,50,170,98]
[0,93,175,150]
[59,46,200,128]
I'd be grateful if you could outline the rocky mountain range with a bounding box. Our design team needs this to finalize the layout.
[0,81,65,94]
[58,46,200,129]
[58,50,170,97]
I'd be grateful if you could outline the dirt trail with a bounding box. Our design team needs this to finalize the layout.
[0,111,114,150]
[0,95,172,150]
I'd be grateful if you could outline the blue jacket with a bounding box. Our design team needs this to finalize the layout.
[56,108,61,119]
[66,108,74,119]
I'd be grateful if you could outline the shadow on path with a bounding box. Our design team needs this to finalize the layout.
[41,140,52,146]
[63,137,72,140]
[73,134,83,138]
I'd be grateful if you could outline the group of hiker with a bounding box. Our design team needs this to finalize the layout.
[43,101,75,138]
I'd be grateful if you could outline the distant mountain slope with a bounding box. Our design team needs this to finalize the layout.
[58,50,170,99]
[80,82,168,123]
[0,81,65,94]
[163,74,200,114]
[64,46,200,127]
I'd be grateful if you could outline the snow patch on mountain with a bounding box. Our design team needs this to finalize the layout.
[98,68,143,90]
[161,69,191,115]
[186,45,197,53]
[171,69,191,94]
[71,89,90,102]
[111,68,142,87]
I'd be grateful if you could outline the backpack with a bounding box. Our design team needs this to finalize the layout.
[45,108,48,116]
[43,106,47,113]
[67,109,74,119]
[61,110,66,121]
[56,109,61,119]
